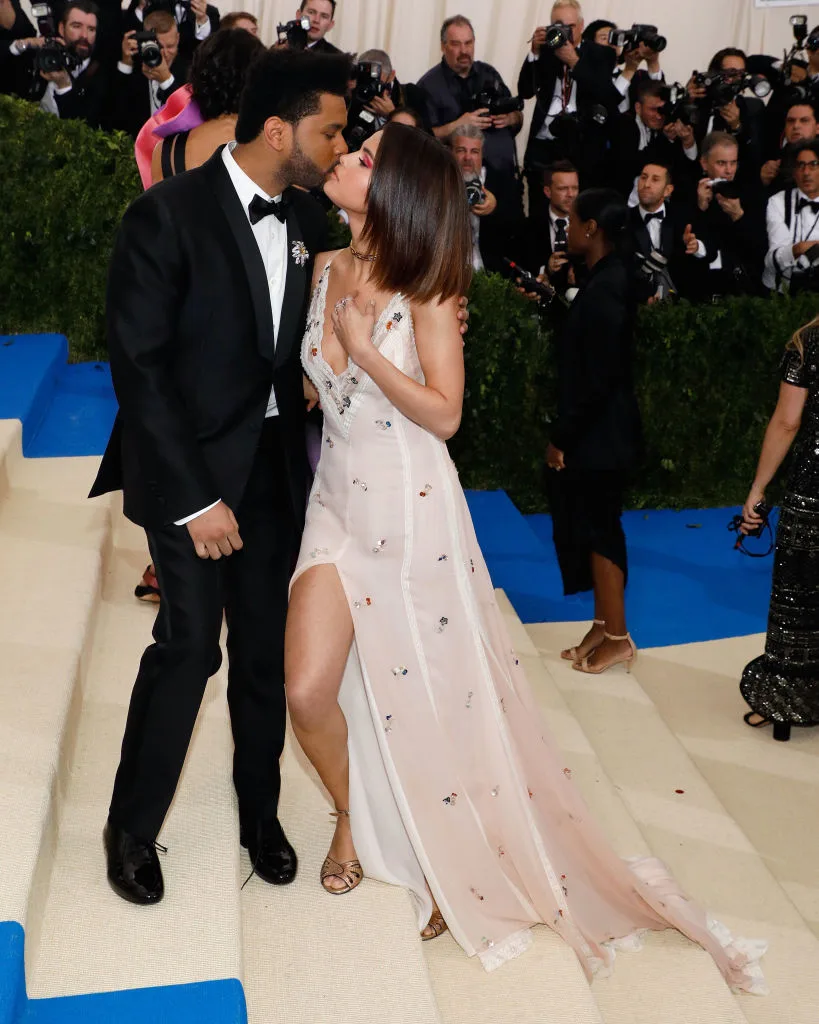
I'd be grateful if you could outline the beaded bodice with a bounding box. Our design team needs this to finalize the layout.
[783,332,819,498]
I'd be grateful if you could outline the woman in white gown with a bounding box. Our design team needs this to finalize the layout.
[284,123,767,990]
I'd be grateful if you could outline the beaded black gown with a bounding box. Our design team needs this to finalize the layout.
[741,331,819,726]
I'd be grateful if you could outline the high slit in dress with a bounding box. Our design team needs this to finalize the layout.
[290,255,767,991]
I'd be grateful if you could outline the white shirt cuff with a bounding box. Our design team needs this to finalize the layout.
[160,73,175,90]
[10,40,25,56]
[614,74,630,97]
[527,51,536,63]
[195,18,211,41]
[648,69,663,81]
[174,499,220,526]
[55,82,73,95]
[117,61,134,75]
[797,253,811,270]
[694,240,707,259]
[683,141,698,160]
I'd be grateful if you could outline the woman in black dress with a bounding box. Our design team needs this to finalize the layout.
[740,318,819,742]
[545,188,642,675]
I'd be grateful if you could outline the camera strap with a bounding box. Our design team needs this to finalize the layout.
[727,514,775,557]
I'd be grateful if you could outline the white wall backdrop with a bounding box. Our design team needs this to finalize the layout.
[218,1,819,91]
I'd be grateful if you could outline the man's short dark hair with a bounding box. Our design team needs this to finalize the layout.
[708,47,747,73]
[582,19,615,45]
[440,15,474,43]
[300,0,337,15]
[220,11,259,31]
[640,158,673,185]
[786,99,819,121]
[786,138,819,167]
[61,0,100,22]
[543,159,577,187]
[235,49,352,144]
[636,80,667,105]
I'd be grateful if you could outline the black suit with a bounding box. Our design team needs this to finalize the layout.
[693,95,765,185]
[610,113,700,201]
[689,178,767,298]
[627,202,708,300]
[517,41,621,215]
[106,53,189,137]
[90,148,328,840]
[308,37,342,55]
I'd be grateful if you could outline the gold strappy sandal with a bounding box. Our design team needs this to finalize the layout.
[561,619,605,662]
[421,908,448,941]
[320,810,364,895]
[572,631,637,675]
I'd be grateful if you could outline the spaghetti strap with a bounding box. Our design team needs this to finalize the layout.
[160,135,174,180]
[173,130,190,175]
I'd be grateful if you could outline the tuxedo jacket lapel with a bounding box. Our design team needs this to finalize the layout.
[630,208,652,255]
[201,149,275,362]
[273,199,308,373]
[660,214,675,258]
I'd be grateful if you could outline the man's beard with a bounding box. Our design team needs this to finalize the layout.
[281,138,335,191]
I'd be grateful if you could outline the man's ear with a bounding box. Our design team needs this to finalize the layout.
[264,116,291,153]
[665,182,675,200]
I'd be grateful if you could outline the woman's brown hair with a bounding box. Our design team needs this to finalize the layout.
[788,314,819,364]
[360,123,473,304]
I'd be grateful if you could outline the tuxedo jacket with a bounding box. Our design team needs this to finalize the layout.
[689,178,768,297]
[627,203,708,299]
[309,37,342,55]
[7,51,109,126]
[516,42,621,162]
[89,148,329,529]
[106,53,189,137]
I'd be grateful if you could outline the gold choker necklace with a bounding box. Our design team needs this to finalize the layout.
[350,244,377,263]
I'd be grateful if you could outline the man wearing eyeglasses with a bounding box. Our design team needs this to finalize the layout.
[764,140,819,293]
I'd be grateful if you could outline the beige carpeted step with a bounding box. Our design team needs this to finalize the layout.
[25,510,245,999]
[0,419,22,505]
[241,734,444,1024]
[527,618,819,1024]
[0,443,110,964]
[633,635,819,940]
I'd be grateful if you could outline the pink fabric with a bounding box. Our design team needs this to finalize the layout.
[134,85,204,190]
[292,256,768,995]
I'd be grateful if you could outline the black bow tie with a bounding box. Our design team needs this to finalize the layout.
[798,197,819,215]
[554,217,567,238]
[248,193,289,225]
[644,210,664,223]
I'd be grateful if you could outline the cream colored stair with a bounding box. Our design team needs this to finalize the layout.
[527,616,819,1024]
[24,509,245,1002]
[0,423,111,982]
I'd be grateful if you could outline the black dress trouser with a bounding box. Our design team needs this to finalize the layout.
[109,418,298,841]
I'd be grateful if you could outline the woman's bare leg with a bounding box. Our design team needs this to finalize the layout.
[585,553,633,665]
[285,564,356,890]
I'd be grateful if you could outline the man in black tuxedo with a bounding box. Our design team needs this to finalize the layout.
[512,159,580,295]
[90,48,352,905]
[300,0,340,55]
[610,81,700,201]
[628,160,709,301]
[517,1,621,220]
[108,8,188,137]
[0,0,33,93]
[122,0,219,61]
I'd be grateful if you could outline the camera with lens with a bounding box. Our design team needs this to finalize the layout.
[635,249,677,300]
[609,24,667,60]
[276,16,310,50]
[353,61,390,105]
[344,61,396,150]
[30,2,81,74]
[132,30,163,69]
[465,178,486,208]
[708,177,741,200]
[31,2,57,37]
[471,87,524,118]
[659,81,701,126]
[692,69,772,108]
[542,22,573,51]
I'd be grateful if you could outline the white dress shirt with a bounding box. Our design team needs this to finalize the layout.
[764,187,819,290]
[174,142,288,526]
[38,55,90,116]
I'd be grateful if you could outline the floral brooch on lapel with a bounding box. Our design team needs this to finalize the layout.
[291,240,310,266]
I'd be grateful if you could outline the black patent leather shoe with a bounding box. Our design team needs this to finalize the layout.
[240,817,298,886]
[103,820,165,905]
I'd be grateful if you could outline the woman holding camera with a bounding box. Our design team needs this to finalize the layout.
[545,188,643,674]
[740,318,819,742]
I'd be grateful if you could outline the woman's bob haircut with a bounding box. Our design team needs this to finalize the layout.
[359,122,473,304]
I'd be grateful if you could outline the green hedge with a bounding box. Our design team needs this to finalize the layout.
[2,95,815,510]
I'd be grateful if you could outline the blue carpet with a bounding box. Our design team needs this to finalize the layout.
[25,363,117,458]
[0,335,67,449]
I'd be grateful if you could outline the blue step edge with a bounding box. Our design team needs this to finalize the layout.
[0,335,68,450]
[1,922,247,1024]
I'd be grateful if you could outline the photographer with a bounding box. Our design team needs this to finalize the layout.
[764,141,819,293]
[122,0,218,60]
[299,0,340,54]
[628,160,709,301]
[344,49,425,151]
[690,131,767,299]
[7,0,108,128]
[0,0,33,93]
[513,159,580,298]
[687,48,765,182]
[611,80,699,200]
[418,15,523,222]
[517,0,622,219]
[761,101,817,194]
[449,126,502,271]
[109,8,188,137]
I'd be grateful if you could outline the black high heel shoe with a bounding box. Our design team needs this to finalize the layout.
[743,711,791,742]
